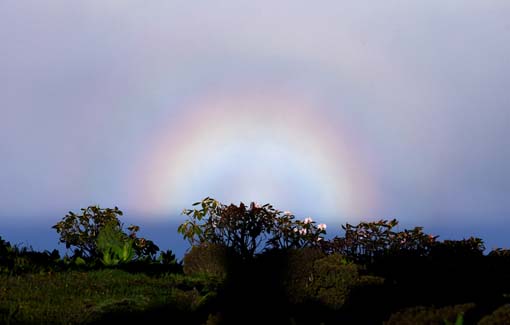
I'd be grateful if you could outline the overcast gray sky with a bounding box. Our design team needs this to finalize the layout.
[1,1,509,251]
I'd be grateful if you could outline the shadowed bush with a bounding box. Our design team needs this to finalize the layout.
[384,303,475,325]
[284,250,361,310]
[283,247,326,304]
[0,240,61,276]
[478,304,510,325]
[183,244,230,280]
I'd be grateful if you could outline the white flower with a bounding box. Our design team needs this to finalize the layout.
[303,217,313,224]
[293,228,299,233]
[254,203,261,208]
[317,237,323,242]
[299,228,307,235]
[317,223,327,231]
[284,211,292,216]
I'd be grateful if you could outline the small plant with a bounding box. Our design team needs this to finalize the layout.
[96,222,135,266]
[159,249,179,265]
[444,312,464,325]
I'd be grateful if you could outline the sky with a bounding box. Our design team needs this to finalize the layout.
[1,1,509,255]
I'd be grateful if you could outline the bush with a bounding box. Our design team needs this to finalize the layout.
[384,303,475,325]
[324,219,438,263]
[179,198,327,260]
[183,244,230,279]
[479,304,510,325]
[285,251,361,310]
[283,247,325,304]
[430,237,485,258]
[0,241,61,275]
[52,205,159,261]
[488,248,510,257]
[311,254,361,309]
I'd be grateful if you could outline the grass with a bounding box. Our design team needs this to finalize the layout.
[0,269,216,324]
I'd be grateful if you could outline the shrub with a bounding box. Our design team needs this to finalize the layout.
[183,244,230,279]
[284,251,361,310]
[52,205,158,260]
[179,198,326,260]
[310,254,361,309]
[478,304,510,325]
[283,247,326,304]
[0,236,11,274]
[0,236,10,254]
[430,237,485,258]
[324,219,438,263]
[53,206,123,258]
[0,241,61,275]
[488,248,510,257]
[384,303,475,325]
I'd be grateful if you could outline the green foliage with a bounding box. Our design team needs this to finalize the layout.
[127,224,160,261]
[284,247,326,304]
[0,236,12,274]
[309,254,360,309]
[0,240,61,276]
[285,251,361,309]
[179,198,327,259]
[52,205,159,261]
[52,205,123,258]
[0,269,214,324]
[444,312,464,325]
[159,249,179,265]
[384,303,475,325]
[0,236,10,253]
[96,222,135,266]
[478,304,510,325]
[183,244,230,279]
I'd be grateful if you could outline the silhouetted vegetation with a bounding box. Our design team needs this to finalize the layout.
[1,199,510,324]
